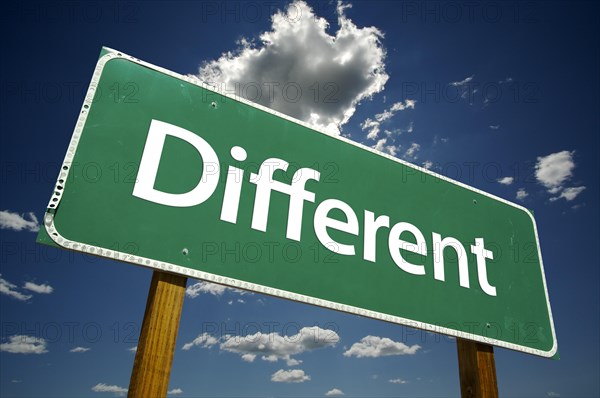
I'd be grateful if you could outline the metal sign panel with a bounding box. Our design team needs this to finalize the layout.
[38,47,557,357]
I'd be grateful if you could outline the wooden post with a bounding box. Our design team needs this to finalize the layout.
[456,338,499,398]
[128,271,187,398]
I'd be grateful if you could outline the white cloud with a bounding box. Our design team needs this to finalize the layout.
[271,369,310,383]
[497,176,514,185]
[23,282,54,294]
[422,160,433,170]
[362,100,415,140]
[91,383,127,396]
[70,347,90,353]
[450,75,474,87]
[183,326,338,365]
[0,335,48,354]
[0,275,32,301]
[535,150,575,193]
[516,188,528,201]
[550,186,586,202]
[371,137,398,157]
[343,335,420,358]
[185,281,251,299]
[489,125,500,130]
[0,210,39,232]
[389,378,408,384]
[547,392,560,397]
[325,388,345,396]
[404,142,420,159]
[198,0,388,135]
[181,332,219,351]
[168,388,183,395]
[128,346,137,353]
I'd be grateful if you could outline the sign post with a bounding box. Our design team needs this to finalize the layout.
[457,339,499,398]
[128,271,187,397]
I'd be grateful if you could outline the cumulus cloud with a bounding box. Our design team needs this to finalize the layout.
[198,0,388,134]
[389,378,408,384]
[343,336,420,358]
[168,388,183,395]
[422,160,433,170]
[271,369,310,383]
[182,326,338,365]
[0,275,32,301]
[325,388,345,396]
[497,176,514,185]
[0,210,39,232]
[70,347,90,353]
[535,151,575,193]
[91,383,127,396]
[0,335,48,354]
[516,188,528,201]
[23,282,54,294]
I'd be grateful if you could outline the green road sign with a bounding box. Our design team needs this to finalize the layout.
[38,47,557,357]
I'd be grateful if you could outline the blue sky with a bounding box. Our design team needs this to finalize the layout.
[1,1,598,397]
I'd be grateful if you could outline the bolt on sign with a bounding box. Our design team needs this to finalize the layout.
[38,47,557,357]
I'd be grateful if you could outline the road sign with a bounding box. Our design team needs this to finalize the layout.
[38,47,557,357]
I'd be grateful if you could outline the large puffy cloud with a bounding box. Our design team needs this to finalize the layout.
[182,326,339,365]
[343,335,420,358]
[198,0,388,134]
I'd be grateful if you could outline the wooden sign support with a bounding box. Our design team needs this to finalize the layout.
[457,338,499,398]
[128,271,187,398]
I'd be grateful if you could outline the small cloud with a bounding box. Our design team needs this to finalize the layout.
[70,347,90,353]
[422,160,433,170]
[185,281,251,298]
[0,335,48,354]
[168,388,183,395]
[128,346,137,353]
[550,186,586,202]
[497,176,514,185]
[0,210,39,232]
[371,137,399,157]
[0,275,32,301]
[271,369,310,383]
[498,77,513,84]
[325,388,345,396]
[91,383,127,396]
[11,380,22,383]
[535,150,575,193]
[404,142,421,160]
[547,392,560,397]
[389,378,408,384]
[343,335,420,358]
[450,75,474,87]
[516,188,528,201]
[181,332,219,351]
[363,100,415,140]
[23,282,54,294]
[489,125,500,130]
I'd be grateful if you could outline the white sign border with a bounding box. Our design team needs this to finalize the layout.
[43,47,557,358]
